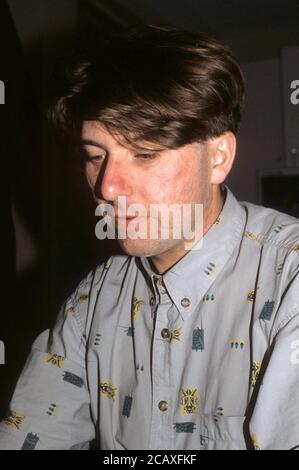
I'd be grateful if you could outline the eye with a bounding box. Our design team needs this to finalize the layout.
[85,154,106,164]
[135,152,158,161]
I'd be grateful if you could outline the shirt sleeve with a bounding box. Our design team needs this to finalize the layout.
[248,311,299,450]
[0,276,96,450]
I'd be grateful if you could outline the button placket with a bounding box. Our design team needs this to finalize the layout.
[150,284,174,449]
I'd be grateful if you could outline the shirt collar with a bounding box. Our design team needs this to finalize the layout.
[138,186,246,320]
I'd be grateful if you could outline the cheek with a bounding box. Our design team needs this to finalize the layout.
[85,165,97,189]
[141,166,193,204]
[184,157,211,202]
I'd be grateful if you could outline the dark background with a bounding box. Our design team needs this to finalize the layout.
[0,0,299,415]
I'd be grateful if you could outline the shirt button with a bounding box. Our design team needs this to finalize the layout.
[181,297,191,308]
[161,328,171,339]
[158,278,166,293]
[150,297,155,306]
[158,400,168,412]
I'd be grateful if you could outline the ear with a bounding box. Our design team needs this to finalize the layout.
[209,132,236,185]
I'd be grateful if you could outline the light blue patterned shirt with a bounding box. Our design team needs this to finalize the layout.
[1,187,299,450]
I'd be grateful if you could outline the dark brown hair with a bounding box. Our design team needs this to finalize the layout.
[49,25,245,150]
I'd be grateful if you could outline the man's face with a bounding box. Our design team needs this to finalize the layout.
[82,121,219,264]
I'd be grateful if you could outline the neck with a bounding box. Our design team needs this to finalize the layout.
[150,186,225,274]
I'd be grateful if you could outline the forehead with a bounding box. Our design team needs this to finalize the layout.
[82,121,116,145]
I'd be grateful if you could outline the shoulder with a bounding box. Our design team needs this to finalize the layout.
[64,254,136,321]
[239,201,299,335]
[67,254,134,309]
[50,254,134,352]
[240,200,299,254]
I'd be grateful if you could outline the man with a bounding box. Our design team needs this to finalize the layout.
[1,25,299,450]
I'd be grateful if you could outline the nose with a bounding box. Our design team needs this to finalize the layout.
[94,157,132,203]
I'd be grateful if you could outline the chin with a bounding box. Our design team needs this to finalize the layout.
[117,239,156,258]
[117,238,179,259]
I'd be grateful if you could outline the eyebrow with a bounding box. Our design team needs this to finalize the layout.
[81,139,106,149]
[81,138,164,154]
